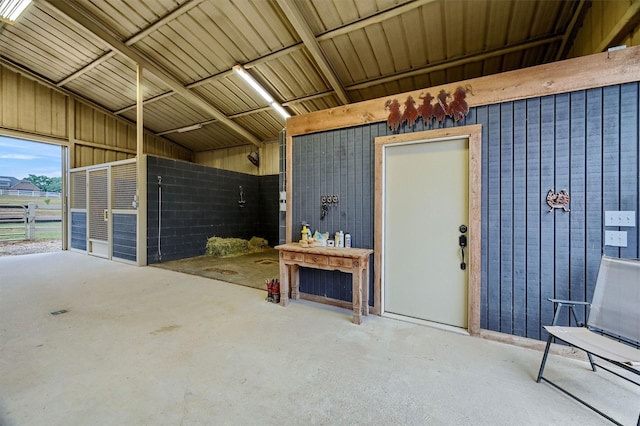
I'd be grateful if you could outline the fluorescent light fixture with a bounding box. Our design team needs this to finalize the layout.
[0,0,31,23]
[232,64,292,120]
[270,102,291,119]
[175,123,202,133]
[232,65,274,104]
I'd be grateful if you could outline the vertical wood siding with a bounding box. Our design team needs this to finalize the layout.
[292,123,379,303]
[291,82,640,339]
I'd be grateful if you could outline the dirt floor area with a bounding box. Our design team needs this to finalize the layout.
[0,240,61,256]
[152,249,279,291]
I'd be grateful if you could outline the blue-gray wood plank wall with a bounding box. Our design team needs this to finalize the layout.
[289,82,639,341]
[112,213,136,262]
[70,211,86,251]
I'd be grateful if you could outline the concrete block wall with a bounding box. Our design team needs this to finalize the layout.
[147,156,278,264]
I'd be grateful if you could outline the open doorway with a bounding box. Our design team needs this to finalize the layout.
[0,136,66,257]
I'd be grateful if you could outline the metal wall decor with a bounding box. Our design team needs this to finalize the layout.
[546,189,570,212]
[386,85,470,131]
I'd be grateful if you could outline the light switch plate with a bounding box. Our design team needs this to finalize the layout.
[604,230,627,247]
[604,211,636,227]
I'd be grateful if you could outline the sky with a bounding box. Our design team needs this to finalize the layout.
[0,136,61,180]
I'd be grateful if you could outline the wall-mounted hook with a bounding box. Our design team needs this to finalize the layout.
[320,194,339,220]
[238,185,246,207]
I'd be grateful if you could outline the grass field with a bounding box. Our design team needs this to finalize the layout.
[0,194,62,206]
[0,222,62,241]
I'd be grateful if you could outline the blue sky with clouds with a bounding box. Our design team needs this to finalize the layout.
[0,136,61,180]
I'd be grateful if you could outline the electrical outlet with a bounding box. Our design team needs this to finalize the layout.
[604,230,627,247]
[604,211,636,227]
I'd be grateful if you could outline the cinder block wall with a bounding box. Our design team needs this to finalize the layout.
[147,156,277,264]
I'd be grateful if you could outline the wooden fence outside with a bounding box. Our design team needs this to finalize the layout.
[0,203,62,241]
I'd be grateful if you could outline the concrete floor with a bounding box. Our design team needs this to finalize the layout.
[1,252,637,425]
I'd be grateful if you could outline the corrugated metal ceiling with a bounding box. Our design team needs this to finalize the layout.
[0,0,596,152]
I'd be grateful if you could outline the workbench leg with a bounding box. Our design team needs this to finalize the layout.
[362,262,369,316]
[352,268,362,325]
[291,264,300,300]
[279,257,289,307]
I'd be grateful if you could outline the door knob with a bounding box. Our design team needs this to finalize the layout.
[459,224,467,270]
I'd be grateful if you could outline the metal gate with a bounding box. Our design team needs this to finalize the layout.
[69,159,137,263]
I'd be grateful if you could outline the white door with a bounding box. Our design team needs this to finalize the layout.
[383,138,469,328]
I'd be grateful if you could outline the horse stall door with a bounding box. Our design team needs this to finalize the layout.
[87,167,109,258]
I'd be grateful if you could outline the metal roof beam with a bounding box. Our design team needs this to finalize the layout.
[39,0,263,148]
[54,0,205,87]
[276,0,350,105]
[347,35,563,91]
[316,0,436,41]
[113,91,175,114]
[555,0,589,61]
[56,52,116,86]
[282,90,334,106]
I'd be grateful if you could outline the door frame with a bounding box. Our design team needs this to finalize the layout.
[374,125,482,335]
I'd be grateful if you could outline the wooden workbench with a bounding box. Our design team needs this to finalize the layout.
[275,243,374,324]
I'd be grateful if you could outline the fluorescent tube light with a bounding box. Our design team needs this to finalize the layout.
[270,102,291,119]
[175,123,202,133]
[232,64,292,120]
[0,0,31,23]
[232,65,274,104]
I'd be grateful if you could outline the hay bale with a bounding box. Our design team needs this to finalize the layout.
[248,236,269,250]
[206,237,249,257]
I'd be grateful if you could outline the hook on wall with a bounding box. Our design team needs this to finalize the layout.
[238,185,246,207]
[247,150,259,167]
[320,194,339,220]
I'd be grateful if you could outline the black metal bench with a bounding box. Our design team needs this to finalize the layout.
[536,255,640,425]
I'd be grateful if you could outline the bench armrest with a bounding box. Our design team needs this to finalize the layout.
[546,298,590,326]
[547,298,590,306]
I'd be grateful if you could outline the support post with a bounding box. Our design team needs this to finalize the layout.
[136,64,147,266]
[27,203,36,240]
